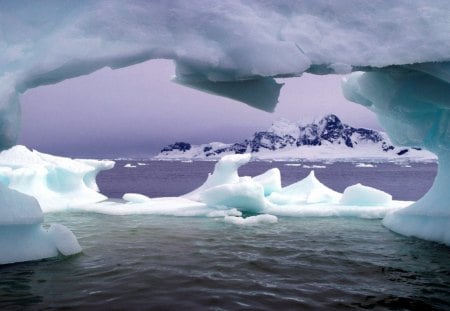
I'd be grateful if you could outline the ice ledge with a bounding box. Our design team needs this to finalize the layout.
[383,214,450,246]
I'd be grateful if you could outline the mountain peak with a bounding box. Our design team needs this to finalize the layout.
[267,118,300,137]
[320,114,342,126]
[156,114,435,161]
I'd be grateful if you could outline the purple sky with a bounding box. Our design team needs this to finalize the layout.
[18,60,380,158]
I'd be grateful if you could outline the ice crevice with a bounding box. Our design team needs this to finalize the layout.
[0,0,449,256]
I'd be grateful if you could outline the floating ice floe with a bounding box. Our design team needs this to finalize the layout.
[124,163,137,168]
[0,148,415,220]
[0,150,410,220]
[223,214,278,226]
[68,154,411,221]
[0,145,114,212]
[0,183,81,265]
[355,163,376,168]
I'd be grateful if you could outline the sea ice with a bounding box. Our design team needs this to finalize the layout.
[223,214,278,226]
[0,1,449,244]
[0,183,81,265]
[123,193,152,203]
[0,146,114,212]
[252,168,282,196]
[355,163,376,168]
[79,197,231,217]
[199,178,267,213]
[267,171,341,205]
[340,184,392,206]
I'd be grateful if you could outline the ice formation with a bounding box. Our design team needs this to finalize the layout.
[0,1,449,244]
[74,154,410,221]
[223,214,278,226]
[0,145,114,212]
[267,171,341,205]
[343,68,450,245]
[0,183,81,265]
[340,184,392,206]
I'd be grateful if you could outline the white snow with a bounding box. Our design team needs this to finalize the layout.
[0,145,114,212]
[156,142,437,162]
[267,119,300,137]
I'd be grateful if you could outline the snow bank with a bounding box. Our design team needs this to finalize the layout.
[0,145,114,212]
[0,184,81,265]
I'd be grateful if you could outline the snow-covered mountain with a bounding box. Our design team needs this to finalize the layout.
[155,115,436,161]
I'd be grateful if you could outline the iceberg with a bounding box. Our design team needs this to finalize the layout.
[35,153,406,222]
[340,184,392,206]
[0,145,114,212]
[267,171,341,205]
[0,183,81,265]
[0,1,449,244]
[343,68,450,245]
[85,154,409,220]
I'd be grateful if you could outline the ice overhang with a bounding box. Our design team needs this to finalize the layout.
[0,0,450,244]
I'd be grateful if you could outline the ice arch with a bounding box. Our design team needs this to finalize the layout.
[1,1,449,244]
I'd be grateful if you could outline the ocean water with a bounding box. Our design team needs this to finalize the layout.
[1,161,449,310]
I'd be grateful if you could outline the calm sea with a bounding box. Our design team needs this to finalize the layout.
[1,160,449,310]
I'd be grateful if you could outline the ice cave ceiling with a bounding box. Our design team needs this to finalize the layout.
[0,1,450,244]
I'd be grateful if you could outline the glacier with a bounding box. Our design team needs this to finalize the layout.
[0,1,449,246]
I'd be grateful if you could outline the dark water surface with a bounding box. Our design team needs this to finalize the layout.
[1,160,449,310]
